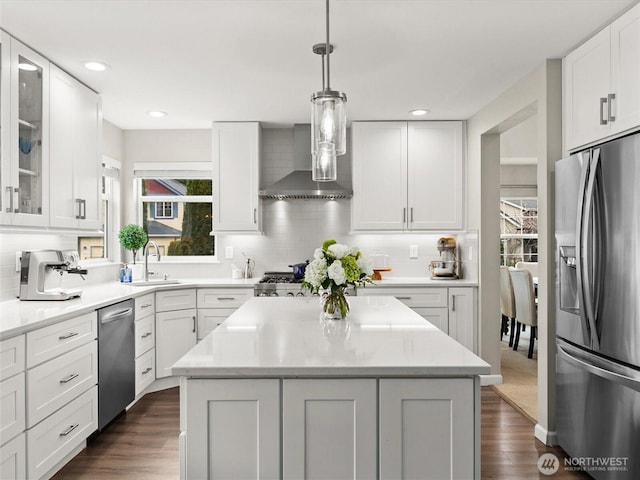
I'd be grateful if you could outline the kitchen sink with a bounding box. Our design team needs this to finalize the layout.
[129,279,180,287]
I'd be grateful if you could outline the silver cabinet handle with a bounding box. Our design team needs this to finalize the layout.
[141,303,152,309]
[451,295,456,312]
[142,367,153,375]
[402,207,406,224]
[395,296,412,300]
[410,207,414,223]
[192,315,196,333]
[60,373,79,384]
[253,208,257,224]
[5,186,13,213]
[75,198,82,219]
[599,97,608,125]
[13,188,18,213]
[59,332,79,340]
[217,297,236,301]
[607,93,616,122]
[141,332,152,339]
[60,424,79,436]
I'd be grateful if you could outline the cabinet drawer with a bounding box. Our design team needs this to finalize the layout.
[0,335,25,381]
[0,432,26,480]
[135,348,155,396]
[26,312,97,368]
[26,341,97,428]
[135,315,155,358]
[197,289,251,309]
[197,309,236,340]
[156,289,196,312]
[0,373,25,445]
[27,385,97,480]
[135,293,155,319]
[359,287,448,308]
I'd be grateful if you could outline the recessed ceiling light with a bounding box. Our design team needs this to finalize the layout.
[410,109,430,116]
[18,62,38,71]
[83,61,110,72]
[148,111,168,118]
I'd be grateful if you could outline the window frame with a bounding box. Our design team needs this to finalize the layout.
[499,196,538,266]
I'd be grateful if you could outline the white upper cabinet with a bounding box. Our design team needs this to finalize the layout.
[564,3,640,151]
[49,65,102,230]
[212,122,261,232]
[351,121,464,231]
[1,36,50,227]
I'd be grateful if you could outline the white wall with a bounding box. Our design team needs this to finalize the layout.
[466,59,562,444]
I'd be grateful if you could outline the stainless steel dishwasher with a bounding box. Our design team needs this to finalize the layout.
[97,299,135,430]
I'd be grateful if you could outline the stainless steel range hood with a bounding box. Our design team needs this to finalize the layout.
[259,124,352,199]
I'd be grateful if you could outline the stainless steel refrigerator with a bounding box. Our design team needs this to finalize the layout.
[555,132,640,479]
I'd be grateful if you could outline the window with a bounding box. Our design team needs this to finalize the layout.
[77,162,120,261]
[135,165,214,258]
[154,201,174,218]
[500,198,538,266]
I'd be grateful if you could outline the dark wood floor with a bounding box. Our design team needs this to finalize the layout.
[53,386,591,479]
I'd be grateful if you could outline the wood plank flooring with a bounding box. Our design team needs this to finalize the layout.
[53,386,591,479]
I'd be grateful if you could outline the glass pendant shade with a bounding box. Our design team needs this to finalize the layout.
[312,148,337,182]
[311,91,346,157]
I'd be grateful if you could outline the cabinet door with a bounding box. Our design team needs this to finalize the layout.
[49,65,101,229]
[352,122,408,231]
[0,432,26,480]
[0,32,11,224]
[283,378,377,480]
[563,27,612,150]
[610,3,640,136]
[0,372,25,445]
[9,39,49,227]
[448,287,476,352]
[413,307,449,333]
[196,308,235,340]
[379,378,475,480]
[185,379,280,480]
[212,122,261,232]
[408,122,463,230]
[155,308,196,378]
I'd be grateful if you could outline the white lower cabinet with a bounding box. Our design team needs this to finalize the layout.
[379,378,475,480]
[0,433,26,480]
[183,376,479,479]
[196,308,235,340]
[282,379,377,480]
[184,379,280,480]
[449,288,477,352]
[196,288,252,340]
[0,335,25,380]
[27,385,98,480]
[135,348,155,396]
[0,373,25,446]
[155,309,197,378]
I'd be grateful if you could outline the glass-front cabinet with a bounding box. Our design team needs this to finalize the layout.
[0,35,49,226]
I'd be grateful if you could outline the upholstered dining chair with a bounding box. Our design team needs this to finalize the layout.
[500,266,516,344]
[515,261,538,278]
[509,268,537,358]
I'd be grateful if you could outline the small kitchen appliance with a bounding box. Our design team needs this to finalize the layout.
[19,250,87,300]
[430,237,460,279]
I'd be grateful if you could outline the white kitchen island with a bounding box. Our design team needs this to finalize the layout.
[172,296,490,480]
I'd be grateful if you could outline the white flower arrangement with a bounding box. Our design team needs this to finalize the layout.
[302,240,373,309]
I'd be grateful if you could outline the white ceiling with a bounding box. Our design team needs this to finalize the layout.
[1,0,635,130]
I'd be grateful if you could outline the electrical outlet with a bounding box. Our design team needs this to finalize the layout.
[409,244,419,259]
[225,246,234,259]
[15,252,22,272]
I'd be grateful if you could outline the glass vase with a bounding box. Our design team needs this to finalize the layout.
[321,287,350,320]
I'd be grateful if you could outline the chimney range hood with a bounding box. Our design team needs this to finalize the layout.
[258,124,352,199]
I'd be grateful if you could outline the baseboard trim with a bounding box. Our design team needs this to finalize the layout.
[480,374,503,386]
[535,424,558,446]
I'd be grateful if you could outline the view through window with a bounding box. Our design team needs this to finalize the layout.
[500,198,538,266]
[139,178,214,257]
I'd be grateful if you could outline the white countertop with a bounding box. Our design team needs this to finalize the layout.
[366,276,478,287]
[0,278,257,339]
[172,296,490,378]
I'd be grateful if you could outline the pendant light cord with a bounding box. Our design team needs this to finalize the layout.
[325,0,330,91]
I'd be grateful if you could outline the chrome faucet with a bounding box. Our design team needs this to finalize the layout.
[143,241,161,281]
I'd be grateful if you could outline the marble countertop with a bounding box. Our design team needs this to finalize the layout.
[366,276,478,287]
[172,296,490,378]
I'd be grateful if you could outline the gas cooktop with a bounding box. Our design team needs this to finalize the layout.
[258,272,303,284]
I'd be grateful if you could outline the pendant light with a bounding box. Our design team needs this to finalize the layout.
[311,0,346,182]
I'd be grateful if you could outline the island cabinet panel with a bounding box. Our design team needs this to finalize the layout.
[184,379,280,480]
[379,378,475,480]
[282,379,377,480]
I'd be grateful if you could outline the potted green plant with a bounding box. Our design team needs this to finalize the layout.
[118,224,147,264]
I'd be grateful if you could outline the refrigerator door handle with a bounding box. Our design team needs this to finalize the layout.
[558,341,640,393]
[580,149,601,350]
